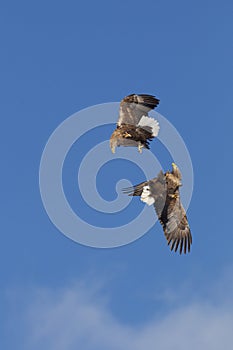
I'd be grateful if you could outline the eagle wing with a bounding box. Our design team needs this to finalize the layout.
[159,193,192,254]
[117,94,160,126]
[122,171,165,197]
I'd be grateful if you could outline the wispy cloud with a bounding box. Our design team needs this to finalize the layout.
[5,272,233,350]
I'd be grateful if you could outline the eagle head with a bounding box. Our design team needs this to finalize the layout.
[171,163,182,184]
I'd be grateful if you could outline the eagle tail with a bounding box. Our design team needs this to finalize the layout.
[138,116,160,137]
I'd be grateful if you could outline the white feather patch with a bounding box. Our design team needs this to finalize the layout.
[140,185,155,206]
[138,116,160,136]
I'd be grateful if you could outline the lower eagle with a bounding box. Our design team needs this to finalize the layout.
[123,163,192,254]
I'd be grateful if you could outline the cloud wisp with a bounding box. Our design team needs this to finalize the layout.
[7,275,233,350]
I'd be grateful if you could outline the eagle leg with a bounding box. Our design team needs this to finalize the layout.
[138,142,143,153]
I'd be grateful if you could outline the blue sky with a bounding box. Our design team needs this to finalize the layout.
[1,1,233,349]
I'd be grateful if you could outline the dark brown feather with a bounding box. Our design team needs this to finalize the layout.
[118,93,159,126]
[122,181,148,196]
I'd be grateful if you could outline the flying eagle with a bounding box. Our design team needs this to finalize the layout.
[123,163,192,254]
[110,94,160,153]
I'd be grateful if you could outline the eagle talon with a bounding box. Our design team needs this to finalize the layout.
[124,132,132,138]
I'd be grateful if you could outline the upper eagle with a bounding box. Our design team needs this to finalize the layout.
[123,163,192,254]
[110,94,160,153]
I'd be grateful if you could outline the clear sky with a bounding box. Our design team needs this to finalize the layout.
[1,1,233,349]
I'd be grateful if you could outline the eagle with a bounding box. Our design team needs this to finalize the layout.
[123,163,192,254]
[110,94,160,153]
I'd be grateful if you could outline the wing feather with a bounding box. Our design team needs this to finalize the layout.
[122,181,148,196]
[122,170,165,198]
[117,94,160,126]
[159,195,192,254]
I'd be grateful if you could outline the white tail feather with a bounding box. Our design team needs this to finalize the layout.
[140,185,155,206]
[138,116,160,137]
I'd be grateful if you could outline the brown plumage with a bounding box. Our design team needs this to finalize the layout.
[123,163,192,254]
[110,94,160,153]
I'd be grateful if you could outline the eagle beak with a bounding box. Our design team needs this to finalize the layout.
[172,162,178,172]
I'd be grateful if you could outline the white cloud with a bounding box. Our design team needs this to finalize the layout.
[9,276,233,350]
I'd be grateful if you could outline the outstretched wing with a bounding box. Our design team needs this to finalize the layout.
[117,94,160,126]
[159,193,192,254]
